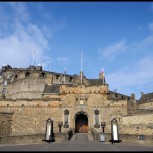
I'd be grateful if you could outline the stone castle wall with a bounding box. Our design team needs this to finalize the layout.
[0,112,13,137]
[0,84,128,137]
[138,100,153,109]
[6,78,46,99]
[121,114,153,135]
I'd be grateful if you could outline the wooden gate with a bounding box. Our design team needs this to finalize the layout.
[75,113,88,133]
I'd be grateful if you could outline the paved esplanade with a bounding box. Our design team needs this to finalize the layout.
[0,133,153,151]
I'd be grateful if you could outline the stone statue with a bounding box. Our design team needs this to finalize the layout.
[64,114,68,125]
[95,114,99,125]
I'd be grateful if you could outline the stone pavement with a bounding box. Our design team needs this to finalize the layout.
[0,133,153,151]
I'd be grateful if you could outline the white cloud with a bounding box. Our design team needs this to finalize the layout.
[0,3,52,69]
[134,22,153,50]
[99,39,127,61]
[107,56,153,98]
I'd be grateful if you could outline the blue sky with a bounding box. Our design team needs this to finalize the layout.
[0,2,153,100]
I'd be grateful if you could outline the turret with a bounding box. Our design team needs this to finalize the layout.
[99,72,106,84]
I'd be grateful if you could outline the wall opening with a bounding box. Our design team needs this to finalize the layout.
[75,112,88,133]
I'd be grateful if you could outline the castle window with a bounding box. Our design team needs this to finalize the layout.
[115,94,118,97]
[69,77,73,82]
[40,72,46,78]
[56,75,59,79]
[122,96,124,99]
[14,75,18,80]
[25,72,30,77]
[4,80,7,86]
[94,109,99,115]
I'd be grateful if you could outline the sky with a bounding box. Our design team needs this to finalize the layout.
[0,2,153,100]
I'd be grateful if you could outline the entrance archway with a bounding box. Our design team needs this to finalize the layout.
[75,112,88,133]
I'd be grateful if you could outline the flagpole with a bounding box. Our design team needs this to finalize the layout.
[64,67,66,84]
[32,50,35,65]
[102,66,105,84]
[50,64,51,72]
[81,52,83,84]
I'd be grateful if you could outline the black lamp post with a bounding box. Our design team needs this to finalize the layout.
[99,122,106,142]
[101,122,106,133]
[58,121,63,133]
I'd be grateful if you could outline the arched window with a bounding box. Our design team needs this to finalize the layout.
[25,72,30,77]
[56,75,59,79]
[14,75,18,80]
[69,77,73,82]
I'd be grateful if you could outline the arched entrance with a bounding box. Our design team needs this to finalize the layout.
[75,112,88,133]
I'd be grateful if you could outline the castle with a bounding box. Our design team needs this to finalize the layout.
[0,65,153,144]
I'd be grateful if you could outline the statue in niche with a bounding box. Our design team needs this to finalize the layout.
[64,109,69,128]
[94,109,100,128]
[64,114,69,125]
[95,114,99,125]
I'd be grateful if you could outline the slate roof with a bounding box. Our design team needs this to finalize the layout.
[44,84,61,94]
[88,79,104,86]
[43,84,73,94]
[139,92,153,102]
[107,90,130,101]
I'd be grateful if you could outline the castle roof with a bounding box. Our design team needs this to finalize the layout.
[44,84,61,94]
[88,79,104,86]
[43,84,73,94]
[107,90,130,101]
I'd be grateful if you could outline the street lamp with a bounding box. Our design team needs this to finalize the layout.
[101,122,106,133]
[100,122,106,142]
[58,121,63,133]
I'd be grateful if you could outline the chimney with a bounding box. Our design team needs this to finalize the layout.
[141,92,144,97]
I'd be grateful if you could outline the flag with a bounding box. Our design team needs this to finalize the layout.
[102,66,104,76]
